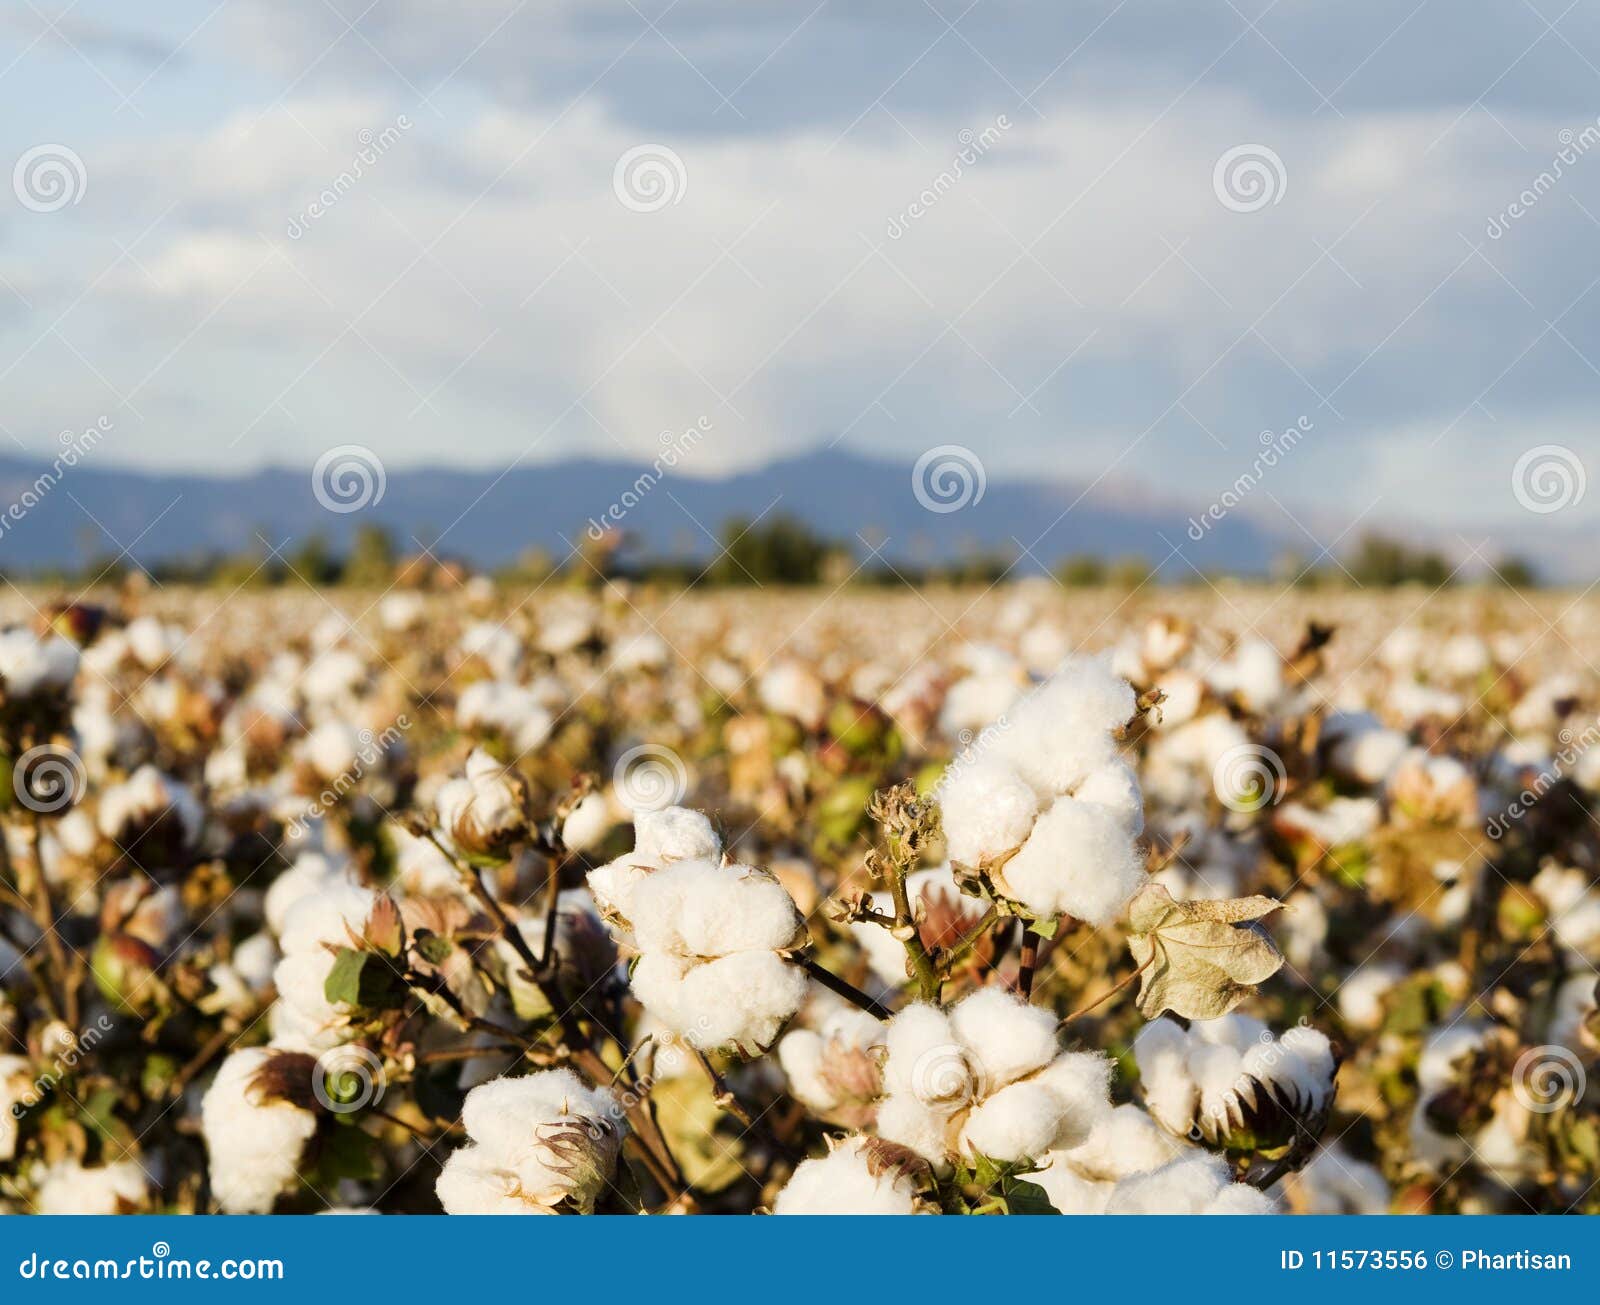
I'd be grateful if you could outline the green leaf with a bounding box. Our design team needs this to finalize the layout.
[324,948,405,1010]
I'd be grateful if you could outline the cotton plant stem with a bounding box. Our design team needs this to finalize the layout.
[26,812,77,1028]
[535,848,566,972]
[798,956,893,1019]
[884,848,941,1004]
[1015,928,1040,1000]
[939,904,1000,974]
[691,1047,796,1164]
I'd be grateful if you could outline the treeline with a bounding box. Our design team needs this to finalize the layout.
[13,519,1544,590]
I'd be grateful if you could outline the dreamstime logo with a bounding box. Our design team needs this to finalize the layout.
[0,419,111,543]
[13,144,87,213]
[909,1043,980,1112]
[1211,743,1286,813]
[612,743,689,812]
[1488,119,1600,239]
[285,716,410,840]
[1187,418,1313,540]
[12,745,87,814]
[1512,444,1585,514]
[912,445,986,514]
[312,444,386,513]
[585,419,711,540]
[313,1045,386,1114]
[286,115,412,240]
[886,114,1011,238]
[1485,717,1600,838]
[613,145,687,213]
[1212,144,1286,213]
[9,1015,114,1115]
[1511,1045,1584,1113]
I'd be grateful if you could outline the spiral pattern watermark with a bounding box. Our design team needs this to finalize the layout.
[12,744,86,814]
[912,445,986,514]
[312,444,386,514]
[1511,444,1585,515]
[1212,144,1286,213]
[13,144,87,213]
[1211,743,1286,813]
[908,1043,979,1112]
[613,145,687,213]
[312,1045,386,1114]
[612,743,689,812]
[1511,1044,1584,1113]
[152,1241,170,1259]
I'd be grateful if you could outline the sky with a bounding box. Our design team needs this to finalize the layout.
[5,0,1600,536]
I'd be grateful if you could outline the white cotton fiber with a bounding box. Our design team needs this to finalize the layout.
[960,1079,1070,1162]
[938,756,1039,867]
[633,806,721,865]
[875,1092,953,1165]
[948,987,1059,1091]
[630,860,804,956]
[672,950,809,1051]
[881,1004,962,1102]
[201,1048,318,1214]
[1105,1153,1232,1214]
[1204,1183,1279,1214]
[1052,1104,1182,1182]
[1071,759,1144,836]
[771,1139,923,1215]
[998,795,1147,925]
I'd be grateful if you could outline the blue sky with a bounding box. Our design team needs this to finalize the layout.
[5,0,1600,536]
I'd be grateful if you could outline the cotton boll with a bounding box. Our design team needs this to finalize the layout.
[629,860,805,957]
[1203,1183,1278,1214]
[998,795,1146,925]
[771,1138,925,1214]
[32,1159,148,1214]
[777,1008,884,1125]
[201,1048,318,1214]
[758,661,826,729]
[1338,963,1404,1030]
[1209,638,1285,714]
[264,852,352,937]
[561,793,612,854]
[947,988,1059,1091]
[937,755,1039,867]
[302,721,360,782]
[1032,1052,1113,1136]
[671,951,809,1052]
[441,1069,625,1214]
[881,1004,965,1105]
[633,806,720,864]
[939,672,1024,739]
[990,666,1131,795]
[1034,1161,1115,1213]
[959,1079,1070,1162]
[278,881,376,956]
[1329,727,1409,785]
[1072,759,1144,836]
[628,951,692,1030]
[436,749,527,856]
[1050,1104,1182,1182]
[875,1092,955,1165]
[1288,1147,1390,1214]
[1105,1152,1233,1214]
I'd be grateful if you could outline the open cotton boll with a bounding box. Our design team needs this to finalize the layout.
[1287,1147,1391,1214]
[436,749,527,856]
[32,1159,148,1214]
[947,987,1059,1091]
[881,1004,965,1105]
[988,655,1136,794]
[440,1069,625,1215]
[1071,759,1145,836]
[264,852,353,937]
[959,1079,1070,1162]
[302,720,361,782]
[1035,1162,1116,1214]
[996,795,1146,925]
[277,881,376,956]
[669,951,809,1052]
[1049,1104,1183,1183]
[758,661,826,729]
[633,806,721,864]
[777,1008,885,1126]
[771,1138,926,1215]
[628,860,806,957]
[876,1092,954,1164]
[561,792,612,854]
[937,755,1039,867]
[201,1048,318,1214]
[1103,1152,1268,1215]
[0,629,79,697]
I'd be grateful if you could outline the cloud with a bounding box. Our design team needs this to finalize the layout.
[2,2,1600,533]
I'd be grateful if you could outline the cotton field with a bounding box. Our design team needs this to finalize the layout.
[0,579,1595,1215]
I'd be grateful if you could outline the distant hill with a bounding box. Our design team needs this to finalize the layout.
[0,446,1329,576]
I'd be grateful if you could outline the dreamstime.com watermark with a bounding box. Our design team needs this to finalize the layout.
[18,1244,283,1282]
[0,420,111,543]
[1484,717,1600,838]
[287,116,412,240]
[584,420,710,540]
[9,1015,113,1115]
[887,115,1011,239]
[1187,418,1312,540]
[1487,119,1600,239]
[284,716,411,839]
